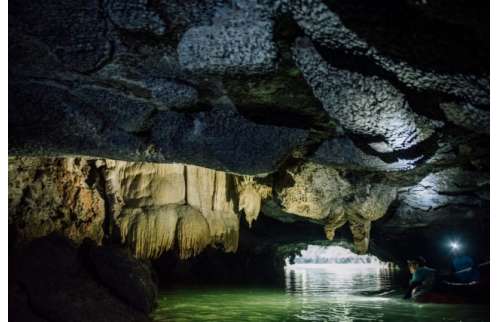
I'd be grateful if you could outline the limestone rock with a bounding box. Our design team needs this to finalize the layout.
[12,235,151,322]
[238,181,262,228]
[150,97,308,174]
[106,0,166,35]
[8,157,105,244]
[440,102,490,134]
[292,37,438,151]
[312,138,423,171]
[87,244,158,313]
[178,22,277,75]
[275,162,352,220]
[105,161,242,257]
[388,168,489,228]
[10,0,112,73]
[72,86,156,133]
[177,1,277,75]
[285,0,489,105]
[9,81,150,162]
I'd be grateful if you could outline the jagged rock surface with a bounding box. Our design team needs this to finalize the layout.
[292,37,438,151]
[11,235,153,322]
[8,157,105,244]
[8,0,489,292]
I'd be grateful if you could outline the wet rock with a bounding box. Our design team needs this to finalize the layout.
[87,244,158,313]
[11,235,151,322]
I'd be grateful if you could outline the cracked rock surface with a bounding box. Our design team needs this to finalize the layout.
[9,0,489,297]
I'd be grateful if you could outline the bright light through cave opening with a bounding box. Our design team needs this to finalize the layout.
[285,245,391,269]
[284,246,398,295]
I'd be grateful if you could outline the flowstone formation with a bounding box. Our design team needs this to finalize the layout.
[9,157,269,258]
[9,0,488,263]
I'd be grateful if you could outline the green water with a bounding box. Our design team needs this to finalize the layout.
[152,265,489,322]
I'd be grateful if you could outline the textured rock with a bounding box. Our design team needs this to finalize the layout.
[10,0,112,73]
[440,102,490,134]
[387,168,489,229]
[7,0,490,276]
[106,0,166,35]
[293,37,438,151]
[9,81,150,162]
[178,22,276,75]
[148,79,199,111]
[285,0,489,105]
[271,161,398,253]
[8,157,105,244]
[105,161,241,258]
[150,96,308,174]
[72,86,156,133]
[274,162,351,220]
[9,80,307,174]
[312,137,423,171]
[12,235,151,322]
[87,244,158,313]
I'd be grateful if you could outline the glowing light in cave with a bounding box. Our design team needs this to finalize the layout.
[284,246,397,296]
[449,241,461,251]
[285,245,391,270]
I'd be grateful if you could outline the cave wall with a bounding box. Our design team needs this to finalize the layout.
[8,154,489,266]
[8,0,489,284]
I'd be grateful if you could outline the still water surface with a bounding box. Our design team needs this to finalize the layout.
[152,264,489,322]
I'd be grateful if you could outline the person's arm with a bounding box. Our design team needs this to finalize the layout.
[403,280,422,299]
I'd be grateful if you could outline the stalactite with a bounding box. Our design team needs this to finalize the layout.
[324,209,347,241]
[119,205,179,258]
[238,176,262,228]
[349,219,371,254]
[176,205,212,259]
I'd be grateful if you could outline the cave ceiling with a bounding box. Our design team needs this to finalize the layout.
[8,0,489,257]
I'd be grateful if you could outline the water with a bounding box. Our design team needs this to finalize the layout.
[152,264,489,322]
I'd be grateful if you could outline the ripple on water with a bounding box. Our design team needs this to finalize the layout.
[152,265,489,322]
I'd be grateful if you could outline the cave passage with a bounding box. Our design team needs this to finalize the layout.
[7,0,490,319]
[151,245,488,322]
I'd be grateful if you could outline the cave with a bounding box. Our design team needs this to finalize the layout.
[8,0,490,321]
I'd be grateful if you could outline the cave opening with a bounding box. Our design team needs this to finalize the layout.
[7,0,492,319]
[284,245,400,296]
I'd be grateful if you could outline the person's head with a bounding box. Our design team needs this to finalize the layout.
[407,256,426,273]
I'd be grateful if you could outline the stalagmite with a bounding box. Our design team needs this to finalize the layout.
[176,205,212,259]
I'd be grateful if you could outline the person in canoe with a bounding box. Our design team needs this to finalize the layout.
[403,256,437,301]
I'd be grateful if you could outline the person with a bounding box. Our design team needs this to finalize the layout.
[450,254,480,284]
[404,256,436,300]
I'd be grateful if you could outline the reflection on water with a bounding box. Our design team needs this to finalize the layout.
[152,264,489,322]
[285,264,396,295]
